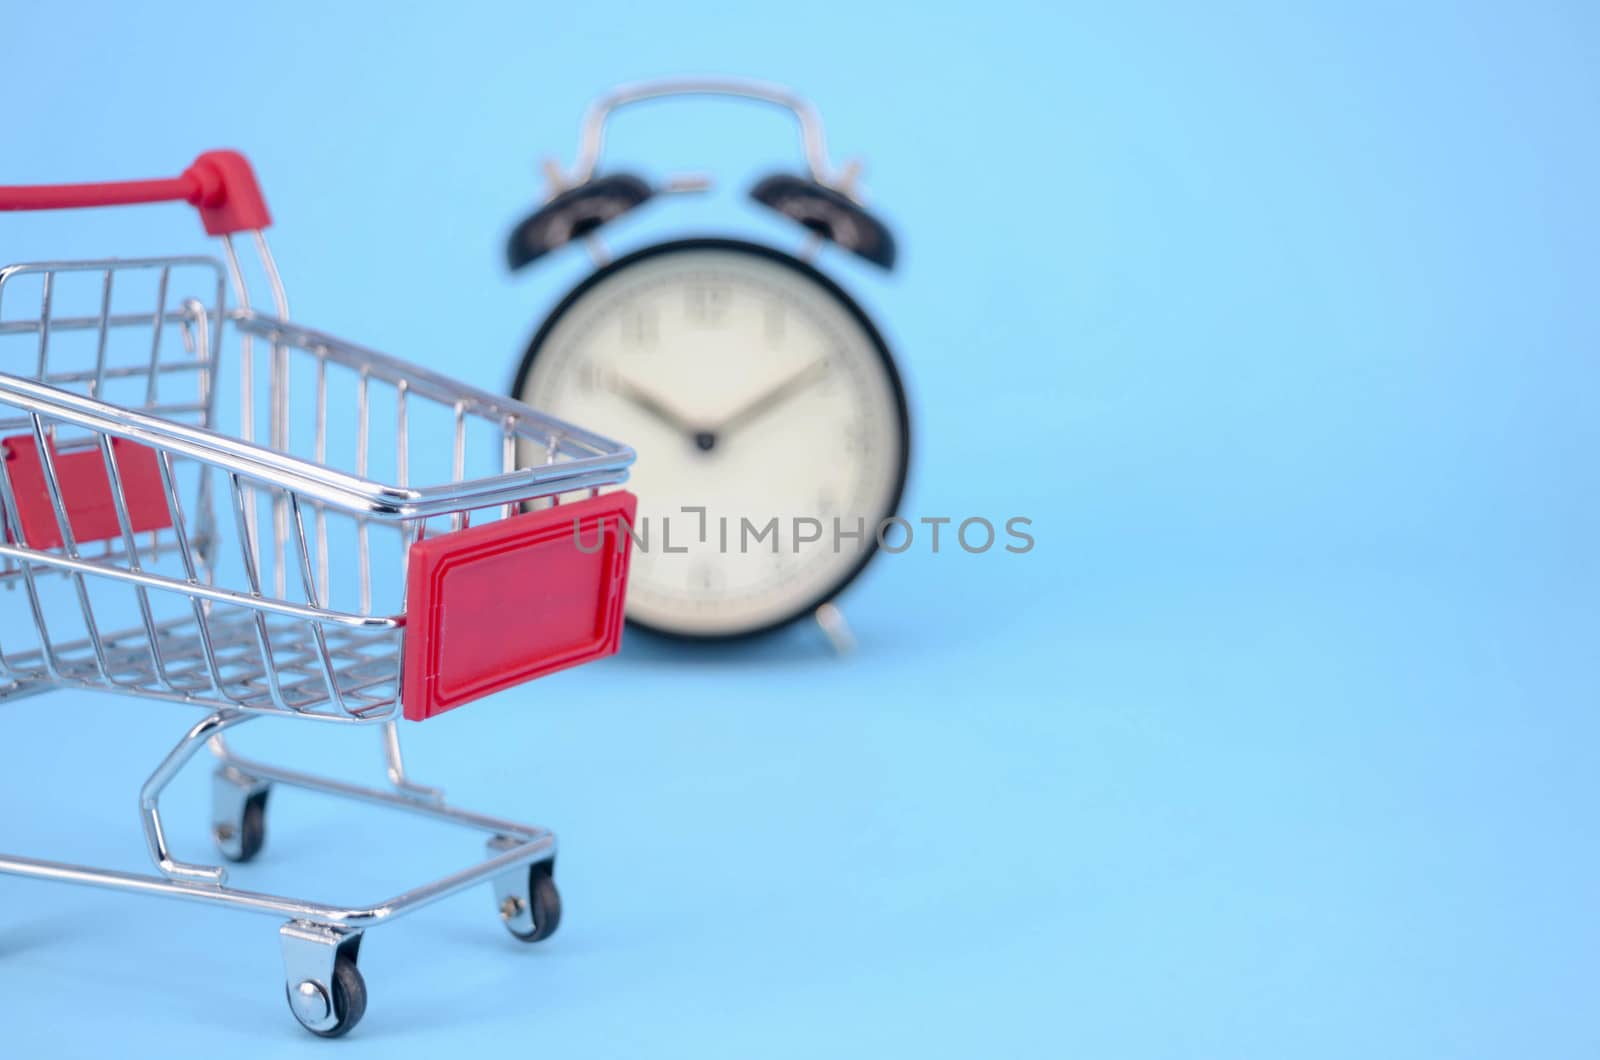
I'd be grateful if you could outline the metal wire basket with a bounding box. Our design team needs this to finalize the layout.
[0,151,637,1036]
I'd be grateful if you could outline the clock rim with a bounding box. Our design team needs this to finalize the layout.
[509,236,912,643]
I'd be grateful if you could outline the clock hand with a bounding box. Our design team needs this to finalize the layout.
[709,359,830,439]
[606,372,702,439]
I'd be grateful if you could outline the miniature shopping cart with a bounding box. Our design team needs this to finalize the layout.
[0,152,637,1036]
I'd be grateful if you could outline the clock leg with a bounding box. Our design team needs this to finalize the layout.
[814,602,856,655]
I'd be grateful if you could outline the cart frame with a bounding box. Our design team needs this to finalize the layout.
[0,151,635,1036]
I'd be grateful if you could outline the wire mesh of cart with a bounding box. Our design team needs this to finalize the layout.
[0,151,638,1037]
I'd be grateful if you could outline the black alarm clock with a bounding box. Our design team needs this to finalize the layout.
[507,78,909,645]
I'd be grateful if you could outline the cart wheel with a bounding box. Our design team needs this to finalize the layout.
[214,776,270,863]
[505,862,561,943]
[287,952,366,1038]
[225,789,269,863]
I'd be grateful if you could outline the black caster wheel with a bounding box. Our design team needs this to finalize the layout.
[227,789,269,863]
[214,781,269,863]
[505,862,561,943]
[287,952,367,1038]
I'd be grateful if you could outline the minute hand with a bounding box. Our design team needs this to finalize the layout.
[710,360,830,437]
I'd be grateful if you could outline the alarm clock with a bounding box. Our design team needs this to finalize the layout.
[507,78,909,644]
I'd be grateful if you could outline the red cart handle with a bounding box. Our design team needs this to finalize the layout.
[0,150,271,236]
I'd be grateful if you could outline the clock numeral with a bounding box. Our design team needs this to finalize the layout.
[689,560,724,593]
[621,304,658,347]
[817,353,841,393]
[576,358,602,393]
[842,420,873,457]
[685,284,730,325]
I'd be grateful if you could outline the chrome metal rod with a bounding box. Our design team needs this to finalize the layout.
[139,709,252,883]
[0,539,402,629]
[211,743,542,839]
[381,720,444,803]
[571,76,832,185]
[0,833,553,930]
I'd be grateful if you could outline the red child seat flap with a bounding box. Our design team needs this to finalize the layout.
[2,433,172,549]
[402,491,637,721]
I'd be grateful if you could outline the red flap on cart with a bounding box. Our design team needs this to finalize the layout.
[2,434,172,549]
[401,491,637,721]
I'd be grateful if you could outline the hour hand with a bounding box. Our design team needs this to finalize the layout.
[606,371,701,438]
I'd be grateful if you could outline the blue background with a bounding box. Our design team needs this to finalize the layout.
[2,1,1598,1056]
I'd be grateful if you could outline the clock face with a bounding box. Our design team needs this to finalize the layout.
[513,239,909,639]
